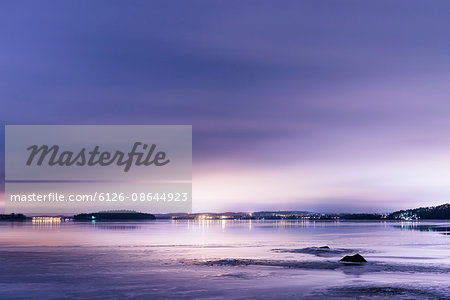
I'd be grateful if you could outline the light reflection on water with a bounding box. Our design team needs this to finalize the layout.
[0,220,449,299]
[1,220,448,261]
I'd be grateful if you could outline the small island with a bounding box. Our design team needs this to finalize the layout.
[73,211,156,221]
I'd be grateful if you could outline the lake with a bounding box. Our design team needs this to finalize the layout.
[0,220,449,299]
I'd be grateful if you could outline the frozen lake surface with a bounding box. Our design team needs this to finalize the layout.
[0,220,449,299]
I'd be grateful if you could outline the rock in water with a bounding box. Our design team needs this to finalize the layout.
[340,253,367,262]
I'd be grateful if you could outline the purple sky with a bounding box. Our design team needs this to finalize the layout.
[1,1,450,212]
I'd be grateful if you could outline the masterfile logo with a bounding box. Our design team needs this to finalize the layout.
[6,125,191,181]
[5,125,192,214]
[26,142,170,172]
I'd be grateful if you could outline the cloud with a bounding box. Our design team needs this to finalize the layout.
[1,1,450,211]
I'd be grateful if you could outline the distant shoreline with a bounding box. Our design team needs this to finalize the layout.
[1,203,450,221]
